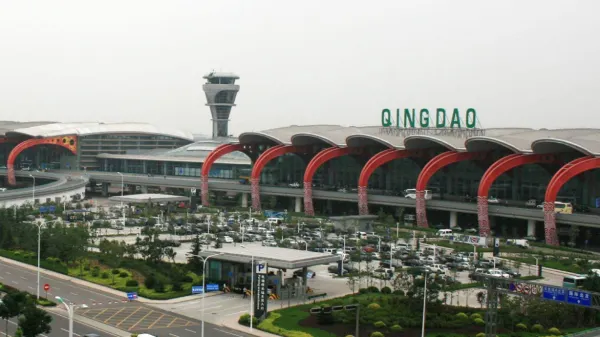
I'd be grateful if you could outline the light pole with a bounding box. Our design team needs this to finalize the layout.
[36,222,43,299]
[185,253,223,337]
[29,174,35,206]
[55,296,87,337]
[421,271,428,337]
[117,172,125,226]
[240,245,255,331]
[341,235,346,274]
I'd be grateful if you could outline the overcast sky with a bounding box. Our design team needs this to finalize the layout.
[0,1,598,136]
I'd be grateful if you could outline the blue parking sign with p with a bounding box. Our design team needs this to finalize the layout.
[256,261,267,274]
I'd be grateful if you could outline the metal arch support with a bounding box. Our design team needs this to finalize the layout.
[7,136,78,186]
[358,149,423,215]
[415,151,486,228]
[251,145,309,211]
[476,153,557,237]
[303,147,351,216]
[200,143,244,207]
[543,156,596,246]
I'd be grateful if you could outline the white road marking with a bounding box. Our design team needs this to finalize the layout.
[223,310,248,316]
[0,331,13,337]
[214,329,243,337]
[61,328,81,337]
[169,334,180,337]
[54,287,60,290]
[184,329,196,333]
[5,272,11,275]
[28,286,34,290]
[70,292,79,296]
[11,281,17,284]
[20,276,27,280]
[0,276,3,279]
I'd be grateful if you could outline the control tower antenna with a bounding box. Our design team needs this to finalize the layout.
[202,71,240,139]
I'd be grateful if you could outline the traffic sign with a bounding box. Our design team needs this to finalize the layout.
[192,286,203,294]
[206,284,219,292]
[256,261,267,274]
[542,286,566,302]
[127,292,138,301]
[567,290,591,306]
[43,284,50,291]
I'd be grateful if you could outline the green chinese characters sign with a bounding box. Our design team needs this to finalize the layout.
[381,108,478,129]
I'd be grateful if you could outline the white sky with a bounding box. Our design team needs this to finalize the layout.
[0,1,598,136]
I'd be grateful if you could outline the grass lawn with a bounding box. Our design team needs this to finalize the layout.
[504,256,593,274]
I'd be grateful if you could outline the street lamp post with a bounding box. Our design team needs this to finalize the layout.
[29,174,36,206]
[36,222,43,299]
[250,254,255,331]
[55,297,87,337]
[185,252,223,337]
[421,271,428,337]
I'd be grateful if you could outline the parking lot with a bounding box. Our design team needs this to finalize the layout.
[79,305,198,331]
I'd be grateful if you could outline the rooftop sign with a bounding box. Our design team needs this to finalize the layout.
[380,108,485,138]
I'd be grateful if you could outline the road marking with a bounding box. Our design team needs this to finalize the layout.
[28,286,34,290]
[147,313,165,329]
[0,276,3,279]
[20,276,26,280]
[223,310,248,316]
[70,292,79,296]
[103,308,126,323]
[128,309,154,331]
[11,281,17,284]
[92,308,109,319]
[166,317,179,328]
[61,329,81,337]
[0,331,13,337]
[184,329,196,333]
[214,329,243,337]
[5,272,11,275]
[169,334,180,337]
[54,287,60,290]
[116,307,142,327]
[199,305,222,311]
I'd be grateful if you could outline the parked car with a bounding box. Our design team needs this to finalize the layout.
[293,269,316,278]
[487,269,510,278]
[488,197,500,204]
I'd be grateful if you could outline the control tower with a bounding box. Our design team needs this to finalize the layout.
[202,71,240,138]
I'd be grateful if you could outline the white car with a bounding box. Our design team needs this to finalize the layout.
[404,189,432,200]
[429,264,448,274]
[0,188,6,192]
[487,269,510,278]
[487,197,500,204]
[223,236,234,243]
[288,182,300,188]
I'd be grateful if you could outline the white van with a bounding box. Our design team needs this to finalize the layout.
[404,189,433,200]
[437,229,453,237]
[266,218,282,225]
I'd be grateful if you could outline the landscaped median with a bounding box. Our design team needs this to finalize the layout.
[0,282,57,307]
[238,287,595,337]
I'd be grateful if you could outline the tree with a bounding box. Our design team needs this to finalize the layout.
[187,234,203,271]
[0,300,11,335]
[18,306,52,337]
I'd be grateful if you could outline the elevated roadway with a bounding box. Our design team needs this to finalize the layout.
[84,171,600,228]
[0,169,87,204]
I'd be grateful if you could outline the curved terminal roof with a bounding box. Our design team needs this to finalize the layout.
[5,122,193,141]
[229,125,600,157]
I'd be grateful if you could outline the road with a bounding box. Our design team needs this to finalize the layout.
[0,259,251,337]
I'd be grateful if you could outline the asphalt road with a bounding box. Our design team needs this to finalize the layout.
[0,260,251,337]
[1,309,119,337]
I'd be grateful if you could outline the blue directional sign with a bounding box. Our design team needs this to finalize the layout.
[228,271,233,277]
[206,283,219,292]
[126,292,138,300]
[542,286,566,302]
[39,206,48,213]
[567,290,592,306]
[192,286,204,294]
[48,206,56,213]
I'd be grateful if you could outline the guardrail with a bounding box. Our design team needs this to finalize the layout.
[0,170,87,200]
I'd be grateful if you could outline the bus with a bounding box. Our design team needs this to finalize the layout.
[563,275,587,288]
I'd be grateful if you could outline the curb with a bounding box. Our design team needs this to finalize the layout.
[0,256,222,304]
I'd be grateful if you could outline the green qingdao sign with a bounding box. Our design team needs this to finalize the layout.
[381,108,478,129]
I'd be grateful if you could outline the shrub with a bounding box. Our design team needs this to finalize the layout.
[238,313,258,327]
[516,323,528,331]
[367,303,380,310]
[470,313,482,320]
[473,318,485,326]
[358,288,369,294]
[180,275,193,283]
[131,334,138,337]
[345,335,354,337]
[532,324,544,333]
[83,265,91,271]
[390,324,402,332]
[125,280,139,287]
[112,269,121,275]
[374,321,386,328]
[91,267,100,277]
[154,281,165,293]
[144,274,157,289]
[392,289,405,296]
[101,272,109,279]
[548,327,561,335]
[370,332,384,337]
[381,286,391,294]
[367,286,380,293]
[476,333,485,337]
[317,305,334,325]
[455,312,468,320]
[119,272,129,278]
[171,282,183,292]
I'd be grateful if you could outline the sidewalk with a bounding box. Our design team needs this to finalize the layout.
[0,256,220,304]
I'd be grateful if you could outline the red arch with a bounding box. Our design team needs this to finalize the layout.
[543,156,595,246]
[358,149,422,215]
[476,153,557,237]
[7,136,78,186]
[200,143,243,206]
[303,147,351,216]
[251,145,304,211]
[415,151,486,228]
